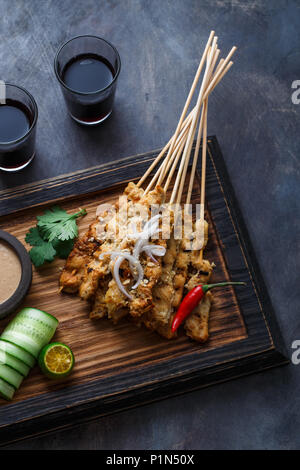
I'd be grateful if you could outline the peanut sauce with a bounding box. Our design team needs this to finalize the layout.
[0,241,22,304]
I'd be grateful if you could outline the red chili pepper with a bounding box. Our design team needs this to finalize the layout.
[171,281,246,333]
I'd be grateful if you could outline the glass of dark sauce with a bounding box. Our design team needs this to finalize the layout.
[0,83,38,172]
[54,35,121,126]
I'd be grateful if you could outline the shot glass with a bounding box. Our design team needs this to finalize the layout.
[54,35,121,125]
[0,83,38,172]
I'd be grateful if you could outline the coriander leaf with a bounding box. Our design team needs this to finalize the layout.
[25,227,45,246]
[25,226,56,267]
[29,242,56,267]
[37,207,86,242]
[39,219,78,242]
[37,206,72,224]
[52,238,74,259]
[25,206,86,267]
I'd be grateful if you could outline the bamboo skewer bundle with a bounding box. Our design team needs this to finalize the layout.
[136,31,237,274]
[156,30,215,188]
[138,32,236,214]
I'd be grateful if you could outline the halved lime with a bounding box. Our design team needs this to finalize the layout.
[38,342,74,379]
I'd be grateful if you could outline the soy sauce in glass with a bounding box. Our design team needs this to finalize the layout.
[61,54,115,123]
[62,54,114,94]
[0,84,38,172]
[0,100,31,143]
[54,35,121,126]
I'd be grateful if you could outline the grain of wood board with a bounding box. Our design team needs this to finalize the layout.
[0,170,247,405]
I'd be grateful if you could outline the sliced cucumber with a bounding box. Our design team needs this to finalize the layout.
[0,364,23,389]
[0,350,30,377]
[0,340,35,368]
[0,378,15,401]
[1,308,58,358]
[1,331,43,360]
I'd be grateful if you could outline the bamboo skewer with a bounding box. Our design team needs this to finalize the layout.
[174,47,236,204]
[137,32,237,268]
[214,57,224,75]
[175,44,220,204]
[174,57,233,203]
[138,38,236,199]
[145,116,192,193]
[183,59,234,203]
[169,38,219,204]
[200,100,208,212]
[158,30,215,184]
[137,106,196,188]
[185,103,205,205]
[137,141,170,188]
[144,106,198,193]
[207,61,234,96]
[202,46,236,100]
[164,132,190,193]
[199,98,208,262]
[184,49,225,205]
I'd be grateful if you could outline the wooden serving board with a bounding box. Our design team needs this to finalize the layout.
[0,137,288,445]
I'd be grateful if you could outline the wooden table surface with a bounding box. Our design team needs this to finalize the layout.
[1,0,299,450]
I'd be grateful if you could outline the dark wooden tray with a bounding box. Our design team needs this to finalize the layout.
[0,136,288,445]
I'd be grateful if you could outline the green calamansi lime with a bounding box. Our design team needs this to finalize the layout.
[38,342,74,379]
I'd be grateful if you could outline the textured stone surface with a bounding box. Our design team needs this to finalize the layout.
[1,0,299,450]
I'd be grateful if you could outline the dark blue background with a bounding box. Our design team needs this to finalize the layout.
[1,0,299,449]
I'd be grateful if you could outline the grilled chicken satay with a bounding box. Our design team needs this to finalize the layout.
[59,197,120,296]
[59,221,101,293]
[171,213,194,309]
[128,239,166,318]
[78,183,144,302]
[151,218,210,340]
[149,236,190,340]
[184,292,213,343]
[172,242,191,309]
[89,275,110,319]
[125,185,166,318]
[92,184,165,322]
[105,277,129,323]
[141,215,211,340]
[144,235,178,339]
[88,183,145,319]
[184,257,214,342]
[103,254,133,323]
[60,178,214,343]
[179,215,212,342]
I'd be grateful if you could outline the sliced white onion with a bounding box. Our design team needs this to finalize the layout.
[131,263,144,289]
[143,214,161,232]
[142,244,166,263]
[144,216,161,239]
[145,245,166,257]
[99,215,165,296]
[147,252,157,263]
[105,252,144,297]
[133,238,146,259]
[113,256,133,300]
[99,250,129,260]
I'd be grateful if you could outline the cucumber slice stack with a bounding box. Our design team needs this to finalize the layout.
[0,340,36,368]
[0,308,58,400]
[0,364,23,388]
[0,378,15,401]
[1,308,58,359]
[0,349,30,377]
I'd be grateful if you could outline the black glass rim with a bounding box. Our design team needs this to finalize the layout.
[54,34,121,96]
[0,83,38,145]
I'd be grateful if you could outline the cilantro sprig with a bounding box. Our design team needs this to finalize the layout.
[25,227,57,267]
[25,206,86,267]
